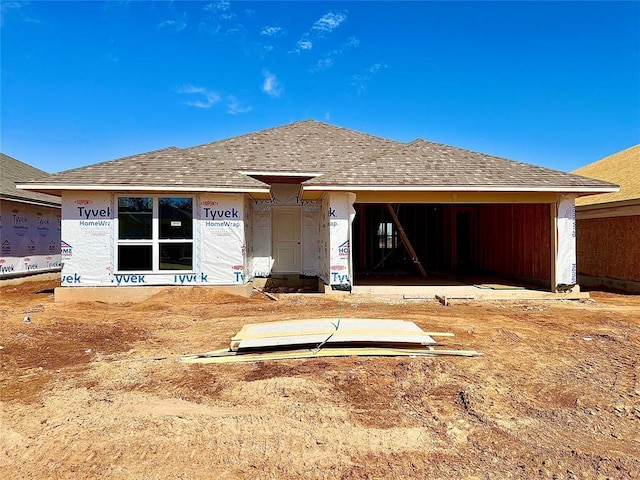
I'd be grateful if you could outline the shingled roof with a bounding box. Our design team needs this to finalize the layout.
[18,120,619,197]
[1,153,61,206]
[18,147,270,195]
[187,119,399,174]
[573,144,639,206]
[302,139,619,192]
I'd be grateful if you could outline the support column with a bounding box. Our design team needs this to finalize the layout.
[325,192,356,290]
[553,195,577,292]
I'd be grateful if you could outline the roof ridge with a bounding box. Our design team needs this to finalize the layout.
[187,120,317,150]
[187,119,402,151]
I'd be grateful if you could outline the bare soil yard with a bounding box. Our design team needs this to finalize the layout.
[1,280,638,479]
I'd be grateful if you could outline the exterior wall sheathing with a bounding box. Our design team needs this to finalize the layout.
[576,215,640,285]
[476,204,551,284]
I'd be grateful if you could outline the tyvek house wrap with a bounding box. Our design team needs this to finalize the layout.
[60,192,249,287]
[244,195,254,283]
[326,192,356,288]
[61,191,114,286]
[0,200,61,277]
[556,195,577,286]
[193,193,247,285]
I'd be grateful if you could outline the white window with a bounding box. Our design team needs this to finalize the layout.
[116,196,194,272]
[377,221,397,249]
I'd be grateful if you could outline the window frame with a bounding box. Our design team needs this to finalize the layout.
[115,195,195,274]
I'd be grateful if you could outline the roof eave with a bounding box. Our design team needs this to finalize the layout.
[0,194,62,208]
[17,184,271,195]
[302,185,621,194]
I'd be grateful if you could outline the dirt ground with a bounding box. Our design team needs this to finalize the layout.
[0,280,638,479]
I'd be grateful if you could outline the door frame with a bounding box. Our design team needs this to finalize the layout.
[271,206,302,273]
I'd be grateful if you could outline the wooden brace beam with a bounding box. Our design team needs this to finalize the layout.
[385,203,427,277]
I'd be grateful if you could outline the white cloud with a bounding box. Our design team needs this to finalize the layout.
[312,11,347,35]
[296,39,313,51]
[226,95,253,115]
[309,37,360,73]
[261,26,282,36]
[178,85,221,108]
[158,12,187,32]
[262,71,283,98]
[203,0,234,20]
[201,0,238,33]
[351,63,388,93]
[1,1,39,25]
[345,37,360,48]
[204,1,230,12]
[310,58,334,73]
[293,11,347,53]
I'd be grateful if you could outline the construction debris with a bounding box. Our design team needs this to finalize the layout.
[435,294,475,306]
[179,318,481,364]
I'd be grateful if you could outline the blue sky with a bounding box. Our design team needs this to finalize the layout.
[2,1,639,174]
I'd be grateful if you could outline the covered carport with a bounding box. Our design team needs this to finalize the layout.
[302,139,619,294]
[353,200,551,290]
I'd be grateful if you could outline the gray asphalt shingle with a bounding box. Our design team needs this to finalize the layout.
[303,139,618,189]
[16,120,617,194]
[187,120,399,174]
[1,153,61,205]
[19,147,269,192]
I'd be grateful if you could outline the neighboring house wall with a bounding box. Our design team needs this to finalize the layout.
[0,200,61,277]
[573,144,639,293]
[576,213,640,292]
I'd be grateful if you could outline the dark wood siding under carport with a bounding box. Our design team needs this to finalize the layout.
[353,203,551,286]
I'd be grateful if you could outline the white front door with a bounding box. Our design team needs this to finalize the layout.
[272,207,301,273]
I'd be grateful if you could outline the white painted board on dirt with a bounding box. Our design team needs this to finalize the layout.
[232,318,437,351]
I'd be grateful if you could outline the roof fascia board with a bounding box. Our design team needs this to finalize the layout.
[0,195,62,208]
[17,184,271,194]
[576,203,640,220]
[576,198,640,210]
[302,185,620,194]
[239,171,323,177]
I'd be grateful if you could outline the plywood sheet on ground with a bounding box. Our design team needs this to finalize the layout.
[179,346,482,364]
[231,318,437,351]
[474,284,525,290]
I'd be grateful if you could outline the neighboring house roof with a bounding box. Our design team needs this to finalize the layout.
[187,119,399,175]
[19,147,270,195]
[573,144,640,207]
[1,153,61,207]
[303,139,619,193]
